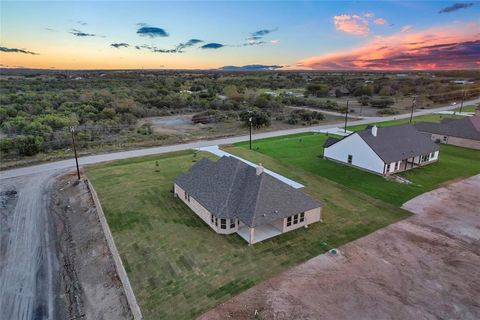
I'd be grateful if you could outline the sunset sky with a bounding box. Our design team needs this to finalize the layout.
[1,1,479,70]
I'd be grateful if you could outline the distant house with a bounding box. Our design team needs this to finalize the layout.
[415,111,480,150]
[174,156,323,244]
[452,80,473,85]
[323,124,440,175]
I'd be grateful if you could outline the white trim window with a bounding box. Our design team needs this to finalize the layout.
[287,212,305,227]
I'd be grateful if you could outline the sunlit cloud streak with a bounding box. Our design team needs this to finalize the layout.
[298,23,480,70]
[136,26,169,38]
[200,43,224,49]
[70,29,97,37]
[0,46,39,55]
[111,43,129,48]
[438,2,474,14]
[333,14,369,35]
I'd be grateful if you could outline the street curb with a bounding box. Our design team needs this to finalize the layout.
[86,179,143,320]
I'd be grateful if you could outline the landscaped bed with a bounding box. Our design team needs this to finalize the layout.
[86,150,409,319]
[229,131,480,206]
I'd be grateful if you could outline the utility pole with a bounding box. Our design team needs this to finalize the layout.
[459,90,466,114]
[409,96,416,123]
[249,116,253,150]
[70,126,81,180]
[344,100,349,133]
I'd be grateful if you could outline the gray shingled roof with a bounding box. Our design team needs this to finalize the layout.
[174,156,322,228]
[323,137,341,148]
[357,124,440,163]
[415,115,480,141]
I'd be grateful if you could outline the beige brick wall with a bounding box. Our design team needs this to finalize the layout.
[174,184,237,234]
[431,134,480,150]
[282,207,322,232]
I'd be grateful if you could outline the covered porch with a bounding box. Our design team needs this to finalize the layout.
[237,224,282,244]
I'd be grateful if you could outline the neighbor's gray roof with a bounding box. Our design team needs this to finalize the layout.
[323,137,341,148]
[174,156,322,228]
[357,124,440,163]
[414,115,480,141]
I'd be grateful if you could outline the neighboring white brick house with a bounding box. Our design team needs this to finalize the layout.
[174,156,323,244]
[323,124,440,175]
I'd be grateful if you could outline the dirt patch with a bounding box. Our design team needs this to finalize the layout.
[52,173,133,319]
[198,175,480,320]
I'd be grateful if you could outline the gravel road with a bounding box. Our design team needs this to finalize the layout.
[0,171,62,320]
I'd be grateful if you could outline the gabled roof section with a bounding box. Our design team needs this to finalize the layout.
[174,156,322,228]
[323,137,341,148]
[415,114,480,141]
[357,124,440,163]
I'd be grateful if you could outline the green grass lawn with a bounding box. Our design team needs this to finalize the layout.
[87,150,409,319]
[455,104,479,112]
[231,132,480,206]
[348,113,464,131]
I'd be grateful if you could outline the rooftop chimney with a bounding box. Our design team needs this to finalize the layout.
[371,125,378,137]
[256,163,264,175]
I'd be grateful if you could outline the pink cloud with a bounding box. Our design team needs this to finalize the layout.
[333,14,369,35]
[297,22,480,70]
[374,18,387,26]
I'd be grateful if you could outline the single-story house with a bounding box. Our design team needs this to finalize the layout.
[323,124,440,175]
[174,156,323,244]
[414,111,480,150]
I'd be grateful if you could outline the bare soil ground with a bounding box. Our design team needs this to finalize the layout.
[51,172,132,320]
[199,175,480,320]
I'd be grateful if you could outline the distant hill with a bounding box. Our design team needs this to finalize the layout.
[219,64,283,71]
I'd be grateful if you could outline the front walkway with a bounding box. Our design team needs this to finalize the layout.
[315,127,353,136]
[237,225,283,244]
[196,145,305,189]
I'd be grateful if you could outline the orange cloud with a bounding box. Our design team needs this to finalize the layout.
[298,22,480,70]
[333,14,369,35]
[374,18,387,26]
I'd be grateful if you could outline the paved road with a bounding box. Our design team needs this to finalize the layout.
[2,97,478,180]
[0,96,478,320]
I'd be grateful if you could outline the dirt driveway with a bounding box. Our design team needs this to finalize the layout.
[198,175,480,320]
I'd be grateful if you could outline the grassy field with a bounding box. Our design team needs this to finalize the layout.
[347,113,464,131]
[231,132,480,206]
[87,150,409,319]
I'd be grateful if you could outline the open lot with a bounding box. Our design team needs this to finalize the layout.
[199,175,480,320]
[86,150,409,319]
[229,131,480,206]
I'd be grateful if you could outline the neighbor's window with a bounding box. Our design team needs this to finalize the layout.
[443,136,447,142]
[293,214,299,224]
[211,214,214,225]
[220,218,227,229]
[347,154,353,164]
[287,216,292,226]
[230,219,236,229]
[300,212,305,223]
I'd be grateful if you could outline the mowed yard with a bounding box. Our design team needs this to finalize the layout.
[229,131,480,207]
[87,150,409,319]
